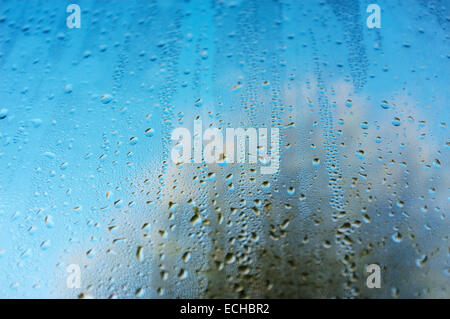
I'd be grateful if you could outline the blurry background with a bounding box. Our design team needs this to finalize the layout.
[0,0,448,298]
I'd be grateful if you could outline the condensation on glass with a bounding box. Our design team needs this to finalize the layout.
[0,0,448,298]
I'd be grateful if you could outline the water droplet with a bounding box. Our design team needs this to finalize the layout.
[312,158,320,166]
[136,246,144,262]
[0,108,8,119]
[145,128,155,137]
[392,232,402,243]
[392,117,401,126]
[100,94,113,104]
[380,100,390,109]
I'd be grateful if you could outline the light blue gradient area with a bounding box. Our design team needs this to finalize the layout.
[0,0,448,298]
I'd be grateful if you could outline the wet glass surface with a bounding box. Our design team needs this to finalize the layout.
[0,0,448,298]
